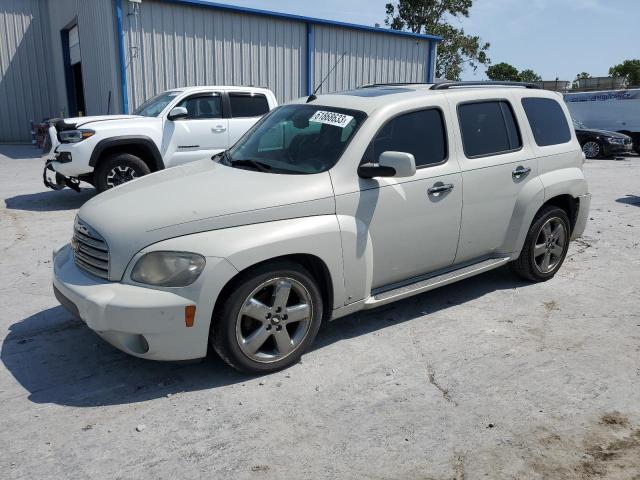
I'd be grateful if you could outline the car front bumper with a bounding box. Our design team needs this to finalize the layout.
[602,142,633,157]
[52,244,214,361]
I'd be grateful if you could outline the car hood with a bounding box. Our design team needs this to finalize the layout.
[576,128,629,139]
[58,115,145,129]
[77,159,336,279]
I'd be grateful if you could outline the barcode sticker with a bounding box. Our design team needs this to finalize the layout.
[309,110,354,128]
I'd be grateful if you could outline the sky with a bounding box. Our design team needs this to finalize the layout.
[210,0,640,81]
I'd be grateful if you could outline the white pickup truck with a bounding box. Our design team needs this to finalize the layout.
[43,86,277,192]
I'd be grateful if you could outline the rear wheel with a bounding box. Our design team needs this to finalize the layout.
[211,262,323,373]
[582,140,602,159]
[510,206,570,282]
[94,153,150,192]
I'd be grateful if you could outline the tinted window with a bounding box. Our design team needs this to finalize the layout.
[177,94,222,119]
[522,97,571,146]
[365,109,447,167]
[229,93,270,117]
[458,101,521,157]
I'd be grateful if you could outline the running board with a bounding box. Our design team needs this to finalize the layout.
[363,257,511,308]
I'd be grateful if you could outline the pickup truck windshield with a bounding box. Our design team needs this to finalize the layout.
[133,91,182,117]
[226,105,367,174]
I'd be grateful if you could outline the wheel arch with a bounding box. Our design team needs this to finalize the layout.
[211,254,335,328]
[89,136,164,172]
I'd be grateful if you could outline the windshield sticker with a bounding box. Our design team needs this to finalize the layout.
[310,110,354,128]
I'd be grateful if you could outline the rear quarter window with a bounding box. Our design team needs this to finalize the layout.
[521,97,571,146]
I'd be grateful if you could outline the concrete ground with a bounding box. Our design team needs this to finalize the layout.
[0,145,638,480]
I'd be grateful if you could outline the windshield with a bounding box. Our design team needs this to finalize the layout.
[133,91,182,117]
[225,105,367,174]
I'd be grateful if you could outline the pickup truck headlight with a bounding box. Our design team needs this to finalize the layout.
[131,252,206,287]
[58,129,95,143]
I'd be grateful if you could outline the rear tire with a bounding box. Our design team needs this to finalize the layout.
[211,262,323,374]
[94,153,150,192]
[510,205,570,282]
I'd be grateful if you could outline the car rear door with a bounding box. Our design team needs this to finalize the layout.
[163,91,228,167]
[225,91,272,146]
[448,92,540,264]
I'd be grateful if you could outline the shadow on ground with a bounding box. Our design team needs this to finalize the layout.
[616,195,640,207]
[5,188,95,211]
[1,267,528,407]
[0,145,42,159]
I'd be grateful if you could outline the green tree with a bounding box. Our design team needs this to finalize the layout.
[609,59,640,86]
[486,62,520,81]
[519,69,542,82]
[384,0,490,80]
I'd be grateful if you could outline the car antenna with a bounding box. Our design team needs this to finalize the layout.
[306,51,347,103]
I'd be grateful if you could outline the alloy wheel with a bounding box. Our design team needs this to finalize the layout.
[235,277,313,363]
[582,141,600,159]
[106,165,137,188]
[533,218,567,274]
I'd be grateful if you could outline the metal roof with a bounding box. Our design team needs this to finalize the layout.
[163,0,443,42]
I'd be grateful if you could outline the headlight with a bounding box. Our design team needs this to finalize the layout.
[58,129,95,143]
[606,137,624,144]
[131,252,206,287]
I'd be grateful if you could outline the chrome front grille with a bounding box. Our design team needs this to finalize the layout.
[72,218,110,279]
[624,137,632,146]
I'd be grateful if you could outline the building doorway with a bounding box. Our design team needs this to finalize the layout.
[61,23,85,116]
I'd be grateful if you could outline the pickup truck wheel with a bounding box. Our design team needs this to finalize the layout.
[211,262,323,373]
[510,205,570,282]
[94,153,150,192]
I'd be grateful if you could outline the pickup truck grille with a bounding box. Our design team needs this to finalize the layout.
[72,219,110,280]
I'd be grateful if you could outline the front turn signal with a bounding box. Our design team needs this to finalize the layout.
[185,305,196,327]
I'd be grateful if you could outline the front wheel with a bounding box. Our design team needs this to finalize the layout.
[211,262,323,373]
[510,206,571,282]
[582,140,602,159]
[94,153,150,192]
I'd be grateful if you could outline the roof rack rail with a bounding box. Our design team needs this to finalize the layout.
[357,82,432,89]
[430,81,541,90]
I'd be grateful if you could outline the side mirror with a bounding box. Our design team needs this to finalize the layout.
[167,106,188,121]
[358,151,417,179]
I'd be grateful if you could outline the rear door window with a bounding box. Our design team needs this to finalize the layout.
[229,93,270,118]
[522,97,571,146]
[458,101,521,157]
[365,109,447,168]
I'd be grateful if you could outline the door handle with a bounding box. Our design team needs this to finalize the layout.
[212,126,227,133]
[428,183,454,195]
[512,166,531,179]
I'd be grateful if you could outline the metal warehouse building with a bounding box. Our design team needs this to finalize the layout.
[0,0,440,143]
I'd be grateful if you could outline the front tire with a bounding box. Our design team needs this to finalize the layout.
[211,262,323,373]
[94,153,150,192]
[582,140,602,159]
[510,205,570,282]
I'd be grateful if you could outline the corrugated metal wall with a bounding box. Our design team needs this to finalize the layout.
[0,0,56,143]
[122,0,307,110]
[46,0,121,117]
[312,24,430,93]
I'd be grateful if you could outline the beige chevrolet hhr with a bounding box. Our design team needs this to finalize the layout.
[53,81,591,373]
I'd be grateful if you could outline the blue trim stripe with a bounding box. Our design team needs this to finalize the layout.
[306,23,314,95]
[162,0,442,42]
[115,0,129,114]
